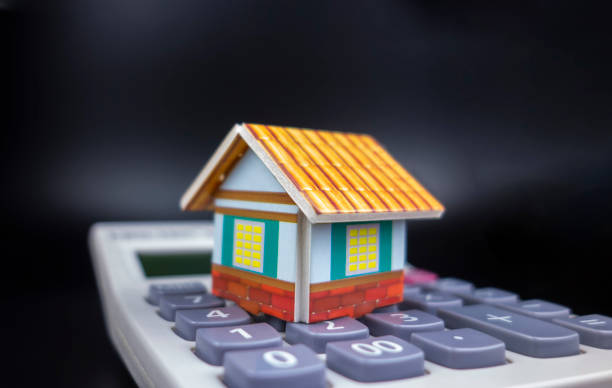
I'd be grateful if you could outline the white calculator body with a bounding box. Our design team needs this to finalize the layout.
[89,221,612,388]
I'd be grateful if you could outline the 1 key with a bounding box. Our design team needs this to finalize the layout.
[195,322,282,365]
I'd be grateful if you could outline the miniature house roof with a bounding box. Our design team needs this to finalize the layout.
[181,123,444,223]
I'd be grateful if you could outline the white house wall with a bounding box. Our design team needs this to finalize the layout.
[310,223,332,283]
[391,220,407,270]
[219,149,285,192]
[277,222,297,282]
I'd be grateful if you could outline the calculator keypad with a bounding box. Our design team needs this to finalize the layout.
[175,306,252,340]
[195,322,282,365]
[159,293,224,321]
[285,317,369,353]
[326,335,424,382]
[411,328,505,369]
[223,344,326,388]
[144,276,611,385]
[361,309,444,341]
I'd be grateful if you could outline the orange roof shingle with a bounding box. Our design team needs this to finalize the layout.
[181,123,444,223]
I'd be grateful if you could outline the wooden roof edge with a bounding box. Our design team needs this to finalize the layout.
[180,124,243,211]
[311,209,445,224]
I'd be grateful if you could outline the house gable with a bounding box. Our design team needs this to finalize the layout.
[219,149,285,193]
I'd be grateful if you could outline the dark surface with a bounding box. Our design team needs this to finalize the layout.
[3,1,612,386]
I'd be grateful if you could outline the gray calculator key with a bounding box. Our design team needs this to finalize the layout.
[497,299,570,321]
[400,291,463,314]
[286,317,369,353]
[195,322,282,365]
[175,306,252,340]
[410,328,505,369]
[553,314,612,349]
[147,282,206,305]
[361,309,444,341]
[403,285,422,298]
[326,335,424,382]
[223,344,326,388]
[424,277,474,294]
[373,304,399,313]
[159,293,224,321]
[438,304,579,358]
[459,287,518,305]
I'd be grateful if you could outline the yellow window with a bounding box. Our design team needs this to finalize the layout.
[244,259,251,265]
[244,242,251,249]
[368,253,376,260]
[358,263,366,270]
[237,224,244,231]
[253,260,261,268]
[358,246,366,253]
[368,236,377,244]
[368,227,376,235]
[359,228,367,236]
[253,235,262,242]
[244,250,251,257]
[349,256,357,263]
[349,264,357,271]
[245,225,252,232]
[349,247,357,254]
[236,241,243,248]
[359,255,366,261]
[236,249,242,255]
[349,229,357,237]
[359,237,367,245]
[349,238,357,246]
[236,232,243,239]
[254,226,262,234]
[253,244,261,251]
[244,234,252,241]
[368,245,376,252]
[236,256,242,263]
[253,252,261,259]
[368,261,376,268]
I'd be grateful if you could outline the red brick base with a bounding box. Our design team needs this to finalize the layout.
[211,264,295,321]
[309,271,404,323]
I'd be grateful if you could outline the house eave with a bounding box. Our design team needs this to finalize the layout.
[307,209,444,224]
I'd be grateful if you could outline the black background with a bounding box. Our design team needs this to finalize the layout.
[3,1,612,386]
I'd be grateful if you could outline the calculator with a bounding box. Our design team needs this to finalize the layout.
[89,221,612,388]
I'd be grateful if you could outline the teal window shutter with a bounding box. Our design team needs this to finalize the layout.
[220,214,278,278]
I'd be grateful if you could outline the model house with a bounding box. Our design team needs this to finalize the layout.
[180,123,444,323]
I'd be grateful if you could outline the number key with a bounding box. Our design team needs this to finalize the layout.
[175,306,251,340]
[326,335,424,382]
[361,310,444,341]
[400,291,463,314]
[223,344,326,388]
[286,317,369,353]
[159,293,224,321]
[147,282,206,305]
[195,323,282,365]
